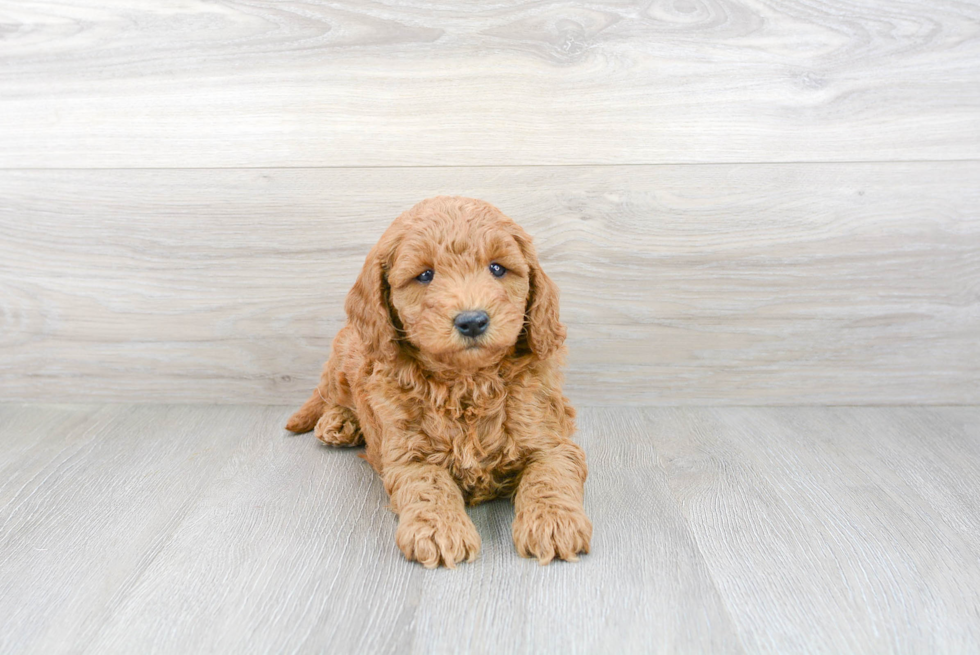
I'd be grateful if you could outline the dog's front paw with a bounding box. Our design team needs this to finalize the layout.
[513,504,592,565]
[396,509,481,569]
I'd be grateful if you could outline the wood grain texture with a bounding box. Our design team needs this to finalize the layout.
[647,406,980,653]
[2,163,978,405]
[2,404,979,652]
[0,404,277,653]
[1,0,979,167]
[0,404,745,654]
[811,407,980,558]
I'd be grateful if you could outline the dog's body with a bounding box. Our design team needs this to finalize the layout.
[286,197,591,568]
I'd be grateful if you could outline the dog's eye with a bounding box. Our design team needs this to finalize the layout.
[416,269,434,283]
[489,262,506,278]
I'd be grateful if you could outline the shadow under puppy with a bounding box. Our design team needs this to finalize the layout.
[286,196,591,568]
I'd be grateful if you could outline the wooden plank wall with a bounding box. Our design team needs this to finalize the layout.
[1,1,978,405]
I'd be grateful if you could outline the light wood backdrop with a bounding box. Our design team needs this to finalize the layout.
[1,0,978,405]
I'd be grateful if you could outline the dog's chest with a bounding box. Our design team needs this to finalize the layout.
[420,407,525,504]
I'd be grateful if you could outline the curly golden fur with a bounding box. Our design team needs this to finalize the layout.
[286,197,591,568]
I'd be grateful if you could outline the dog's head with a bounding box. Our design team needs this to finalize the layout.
[345,197,565,370]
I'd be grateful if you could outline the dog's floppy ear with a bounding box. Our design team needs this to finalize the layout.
[345,233,400,361]
[515,229,566,360]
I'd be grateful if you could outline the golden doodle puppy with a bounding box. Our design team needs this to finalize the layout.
[286,197,591,568]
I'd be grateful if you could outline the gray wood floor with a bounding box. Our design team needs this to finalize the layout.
[2,404,979,654]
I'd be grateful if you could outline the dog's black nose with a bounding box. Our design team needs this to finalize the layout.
[454,310,490,338]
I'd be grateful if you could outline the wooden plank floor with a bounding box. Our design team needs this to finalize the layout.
[2,404,979,653]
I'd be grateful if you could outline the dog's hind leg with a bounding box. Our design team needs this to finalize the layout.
[285,387,327,433]
[314,403,364,447]
[286,325,361,437]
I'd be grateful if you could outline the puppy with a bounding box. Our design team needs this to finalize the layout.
[286,197,591,567]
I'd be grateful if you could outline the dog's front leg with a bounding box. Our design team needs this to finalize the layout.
[384,462,481,569]
[512,442,592,564]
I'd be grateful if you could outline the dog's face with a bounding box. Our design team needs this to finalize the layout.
[387,214,531,369]
[346,197,565,370]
